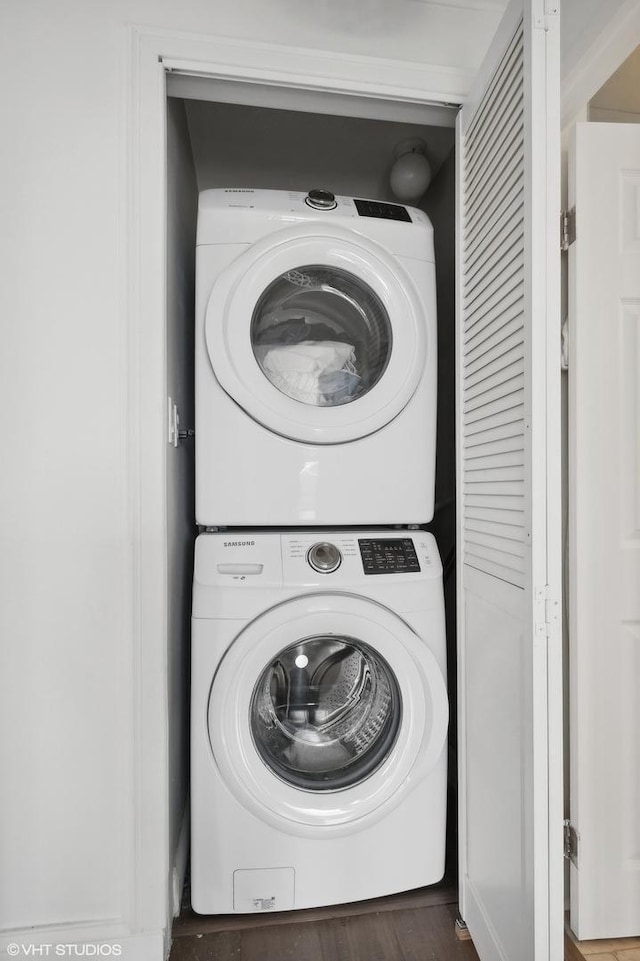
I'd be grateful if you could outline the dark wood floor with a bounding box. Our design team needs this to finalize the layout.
[170,885,479,961]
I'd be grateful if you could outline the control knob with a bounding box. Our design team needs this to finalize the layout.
[305,188,337,210]
[307,541,342,573]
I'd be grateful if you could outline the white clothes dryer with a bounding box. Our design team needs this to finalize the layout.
[195,188,438,527]
[191,529,448,914]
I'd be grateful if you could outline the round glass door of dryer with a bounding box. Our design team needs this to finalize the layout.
[204,224,429,444]
[250,265,392,408]
[250,636,401,791]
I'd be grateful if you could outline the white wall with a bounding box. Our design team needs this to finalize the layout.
[0,1,134,939]
[589,43,640,123]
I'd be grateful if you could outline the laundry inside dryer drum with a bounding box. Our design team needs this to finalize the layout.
[250,635,402,790]
[251,266,392,407]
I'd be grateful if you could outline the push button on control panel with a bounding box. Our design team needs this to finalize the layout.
[307,541,342,573]
[358,538,421,575]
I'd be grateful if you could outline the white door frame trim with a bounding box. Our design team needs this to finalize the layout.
[127,24,471,940]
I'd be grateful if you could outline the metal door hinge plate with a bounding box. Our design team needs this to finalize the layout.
[534,1,559,29]
[535,585,559,639]
[168,397,194,448]
[561,208,576,251]
[564,819,579,864]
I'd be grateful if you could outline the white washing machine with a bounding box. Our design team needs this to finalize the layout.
[191,529,448,914]
[195,188,438,527]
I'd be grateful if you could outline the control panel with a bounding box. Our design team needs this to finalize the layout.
[358,537,421,575]
[280,532,438,584]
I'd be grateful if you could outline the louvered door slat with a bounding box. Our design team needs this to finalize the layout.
[465,507,522,540]
[464,165,523,248]
[465,539,526,570]
[460,18,526,588]
[464,492,524,512]
[464,241,524,306]
[466,530,526,560]
[464,371,524,412]
[465,344,524,388]
[465,449,524,471]
[465,111,524,209]
[465,367,524,410]
[465,46,521,158]
[465,198,524,272]
[464,434,524,458]
[465,482,523,499]
[464,554,525,584]
[465,77,523,184]
[465,289,523,348]
[464,271,524,342]
[466,407,525,439]
[465,429,525,455]
[465,465,524,484]
[464,260,524,323]
[465,24,524,144]
[465,315,523,369]
[464,399,524,428]
[464,215,523,289]
[466,130,524,229]
[466,519,525,543]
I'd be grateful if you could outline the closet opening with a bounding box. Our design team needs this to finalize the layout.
[165,84,458,920]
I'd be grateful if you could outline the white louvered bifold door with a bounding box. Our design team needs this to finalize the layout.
[455,2,563,960]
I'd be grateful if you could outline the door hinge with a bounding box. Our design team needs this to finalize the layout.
[561,207,576,251]
[168,397,194,448]
[534,585,558,639]
[564,819,579,865]
[561,317,569,370]
[534,1,559,29]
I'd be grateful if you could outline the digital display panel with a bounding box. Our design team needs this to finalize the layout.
[354,199,411,222]
[358,538,420,575]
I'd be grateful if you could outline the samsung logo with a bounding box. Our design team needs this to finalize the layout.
[224,189,254,193]
[223,540,255,547]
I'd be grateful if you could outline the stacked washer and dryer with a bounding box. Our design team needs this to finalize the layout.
[191,188,449,914]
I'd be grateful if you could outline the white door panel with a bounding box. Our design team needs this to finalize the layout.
[569,121,640,940]
[456,1,563,958]
[463,569,529,961]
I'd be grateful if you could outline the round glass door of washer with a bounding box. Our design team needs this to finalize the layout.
[250,266,392,408]
[250,635,401,791]
[207,593,448,833]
